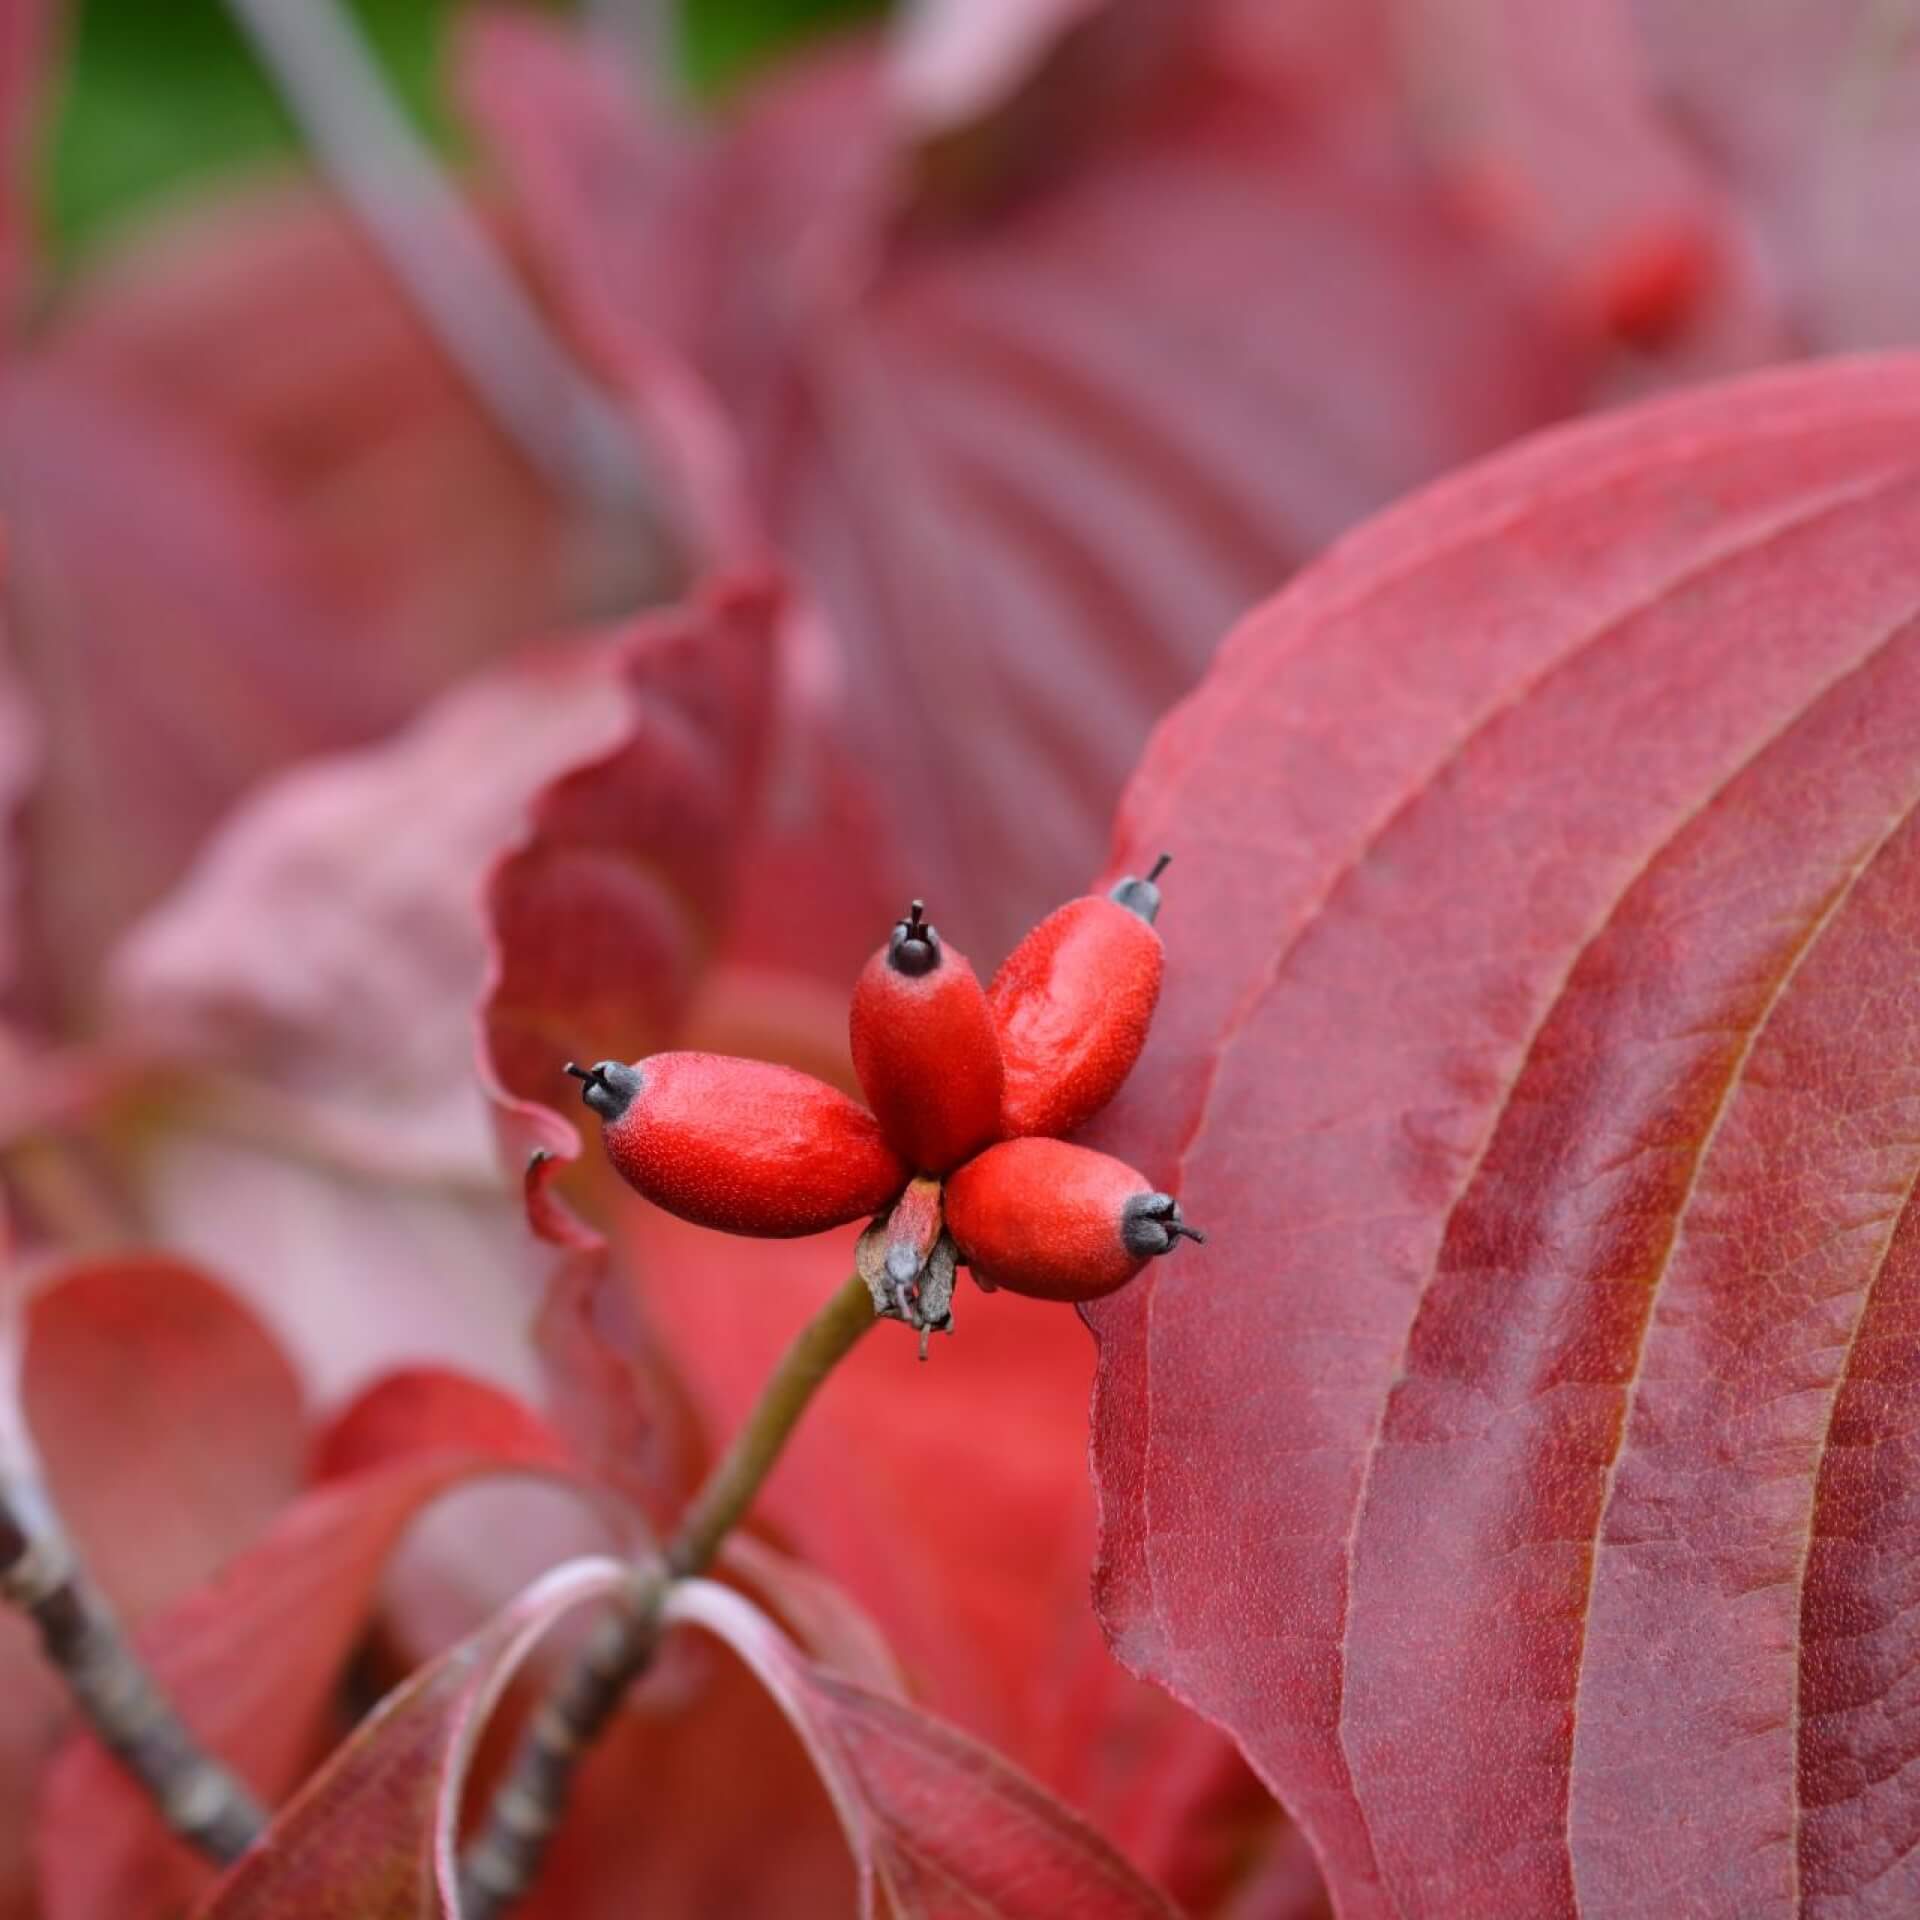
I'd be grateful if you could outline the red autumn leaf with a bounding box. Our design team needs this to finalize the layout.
[461,7,1588,958]
[0,170,666,1023]
[188,1556,630,1920]
[43,183,604,634]
[89,630,642,1408]
[89,578,770,1413]
[122,1127,566,1419]
[510,1629,861,1920]
[1084,355,1920,1916]
[719,1534,908,1700]
[480,1544,901,1919]
[17,1260,307,1602]
[666,1577,1180,1918]
[307,1366,584,1485]
[481,575,778,1166]
[0,362,367,1022]
[526,1199,703,1528]
[0,1257,307,1920]
[106,632,640,1177]
[39,1365,592,1920]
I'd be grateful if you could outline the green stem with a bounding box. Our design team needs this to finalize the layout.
[665,1270,875,1578]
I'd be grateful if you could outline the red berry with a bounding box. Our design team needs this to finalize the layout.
[989,860,1167,1139]
[849,900,1004,1174]
[569,1054,908,1237]
[943,1136,1201,1301]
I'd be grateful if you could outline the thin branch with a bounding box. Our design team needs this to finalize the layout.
[0,1399,265,1861]
[222,0,663,538]
[459,1269,879,1917]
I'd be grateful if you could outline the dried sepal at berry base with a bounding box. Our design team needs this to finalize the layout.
[567,861,1203,1348]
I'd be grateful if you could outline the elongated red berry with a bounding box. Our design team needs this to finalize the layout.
[569,1054,908,1237]
[988,857,1168,1139]
[849,900,1004,1174]
[943,1136,1202,1301]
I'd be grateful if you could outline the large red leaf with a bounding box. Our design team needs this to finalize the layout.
[39,1367,589,1920]
[462,8,1587,957]
[665,1577,1179,1918]
[0,1258,306,1920]
[1084,355,1920,1916]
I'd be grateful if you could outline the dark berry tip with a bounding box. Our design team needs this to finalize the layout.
[1122,1190,1200,1258]
[887,899,942,976]
[1109,857,1169,925]
[567,1058,643,1123]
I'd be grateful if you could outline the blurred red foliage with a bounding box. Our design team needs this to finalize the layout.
[6,0,1920,1914]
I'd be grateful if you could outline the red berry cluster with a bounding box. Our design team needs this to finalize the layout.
[567,860,1202,1348]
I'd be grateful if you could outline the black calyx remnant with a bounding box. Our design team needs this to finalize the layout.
[1121,1189,1206,1258]
[887,899,943,977]
[1109,851,1172,925]
[565,1059,643,1124]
